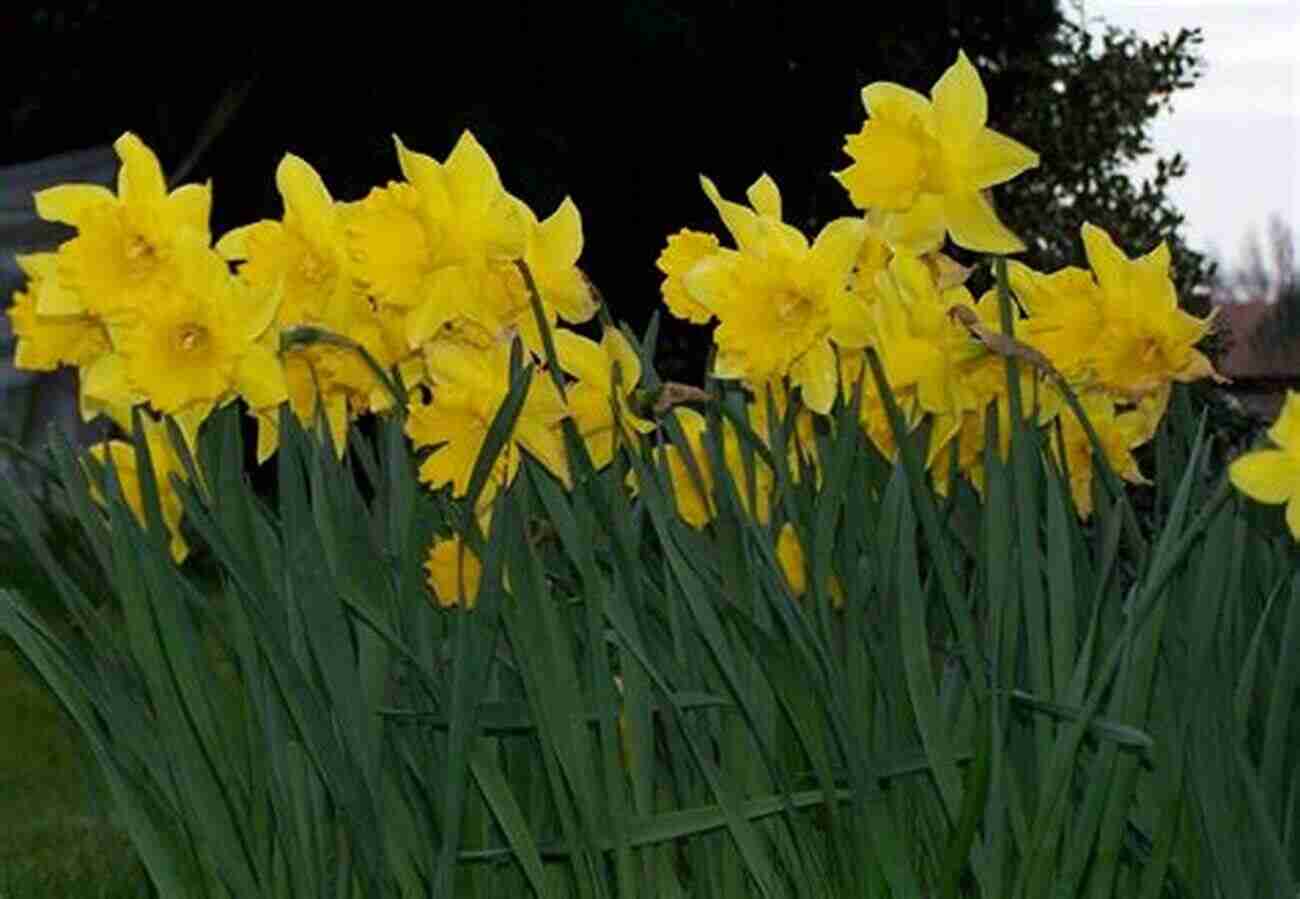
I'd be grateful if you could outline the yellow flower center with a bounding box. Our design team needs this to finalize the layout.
[123,234,160,281]
[776,290,815,331]
[176,324,209,354]
[299,251,334,285]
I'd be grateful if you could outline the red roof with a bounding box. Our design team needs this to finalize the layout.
[1214,301,1300,380]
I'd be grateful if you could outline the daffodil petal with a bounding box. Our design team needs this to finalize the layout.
[166,182,213,235]
[552,328,607,385]
[792,340,838,415]
[114,132,168,209]
[745,174,782,220]
[34,184,116,226]
[1230,449,1298,505]
[874,195,947,255]
[235,344,288,410]
[393,136,453,219]
[276,155,335,233]
[1269,392,1300,449]
[931,50,987,144]
[1287,495,1300,542]
[445,130,506,210]
[700,176,762,252]
[600,329,640,391]
[806,216,866,301]
[535,197,584,267]
[861,82,933,126]
[965,129,1039,190]
[776,523,808,597]
[1081,223,1132,298]
[944,191,1025,254]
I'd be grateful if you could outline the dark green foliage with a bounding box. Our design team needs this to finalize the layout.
[997,22,1213,317]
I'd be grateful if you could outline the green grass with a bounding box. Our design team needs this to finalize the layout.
[0,639,149,898]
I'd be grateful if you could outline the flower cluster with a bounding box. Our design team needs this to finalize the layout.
[657,50,1221,522]
[9,49,1235,597]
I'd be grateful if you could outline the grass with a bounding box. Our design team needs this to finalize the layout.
[0,639,149,898]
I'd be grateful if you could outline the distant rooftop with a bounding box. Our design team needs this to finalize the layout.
[1214,299,1300,382]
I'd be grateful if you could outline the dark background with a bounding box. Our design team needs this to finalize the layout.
[1,1,1205,382]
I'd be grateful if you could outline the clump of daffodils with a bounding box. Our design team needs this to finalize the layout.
[10,49,1239,593]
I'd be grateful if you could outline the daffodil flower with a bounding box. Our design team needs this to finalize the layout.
[35,133,211,320]
[1230,391,1300,540]
[678,174,869,414]
[552,327,655,469]
[405,339,571,513]
[836,50,1039,254]
[424,536,483,609]
[93,231,286,435]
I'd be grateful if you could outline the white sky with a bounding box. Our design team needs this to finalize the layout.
[1083,0,1298,268]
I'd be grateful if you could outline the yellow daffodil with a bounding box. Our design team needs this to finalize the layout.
[405,339,570,511]
[343,180,435,311]
[9,254,110,371]
[653,408,773,528]
[745,379,822,485]
[680,174,870,414]
[552,326,655,468]
[835,50,1038,254]
[382,133,597,353]
[1229,391,1300,539]
[1008,226,1220,400]
[1081,224,1221,398]
[105,231,285,426]
[393,132,530,343]
[928,372,1058,496]
[1052,389,1154,519]
[36,133,211,320]
[775,522,845,608]
[870,254,986,440]
[1007,262,1105,383]
[249,343,370,463]
[87,415,192,562]
[217,154,357,329]
[657,229,722,324]
[425,535,484,609]
[837,349,922,461]
[506,198,599,349]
